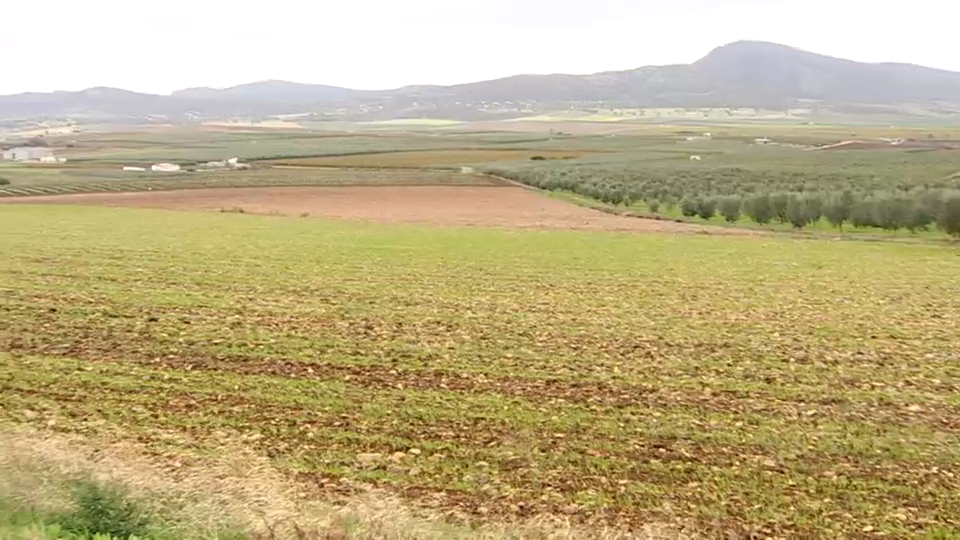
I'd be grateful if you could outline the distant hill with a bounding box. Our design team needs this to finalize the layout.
[172,80,362,104]
[686,41,960,107]
[3,41,960,122]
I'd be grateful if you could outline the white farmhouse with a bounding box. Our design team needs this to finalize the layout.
[151,163,182,172]
[1,147,55,161]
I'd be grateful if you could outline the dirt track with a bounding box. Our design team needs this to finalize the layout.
[0,186,751,234]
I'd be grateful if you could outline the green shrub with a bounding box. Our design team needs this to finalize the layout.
[0,178,10,186]
[58,480,152,540]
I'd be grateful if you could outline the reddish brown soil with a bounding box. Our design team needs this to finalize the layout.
[0,186,751,234]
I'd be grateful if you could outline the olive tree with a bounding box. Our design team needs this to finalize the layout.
[785,195,811,228]
[744,193,773,225]
[824,190,855,230]
[938,193,960,238]
[696,198,718,220]
[851,199,878,229]
[680,198,699,217]
[770,193,790,224]
[719,196,742,223]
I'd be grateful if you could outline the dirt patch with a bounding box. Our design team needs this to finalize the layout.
[812,140,892,151]
[0,186,750,234]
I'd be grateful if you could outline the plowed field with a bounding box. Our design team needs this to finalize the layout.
[0,186,739,233]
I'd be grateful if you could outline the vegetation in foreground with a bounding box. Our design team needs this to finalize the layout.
[2,427,652,540]
[1,206,959,538]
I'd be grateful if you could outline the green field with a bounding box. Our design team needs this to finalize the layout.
[0,168,503,197]
[5,125,960,238]
[2,205,959,538]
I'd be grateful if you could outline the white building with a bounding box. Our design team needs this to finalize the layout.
[151,163,182,172]
[1,147,55,161]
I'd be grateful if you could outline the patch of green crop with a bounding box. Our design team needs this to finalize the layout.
[2,205,960,538]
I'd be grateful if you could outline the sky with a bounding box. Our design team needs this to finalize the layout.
[3,0,957,95]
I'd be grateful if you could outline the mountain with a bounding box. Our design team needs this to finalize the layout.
[411,41,960,108]
[687,41,960,106]
[172,80,361,104]
[3,41,960,122]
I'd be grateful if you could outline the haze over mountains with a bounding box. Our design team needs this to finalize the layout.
[3,41,960,123]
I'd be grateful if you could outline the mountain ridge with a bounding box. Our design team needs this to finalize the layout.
[3,41,960,122]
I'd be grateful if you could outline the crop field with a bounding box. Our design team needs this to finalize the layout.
[0,168,503,197]
[56,130,479,163]
[2,205,960,538]
[264,149,592,168]
[0,185,727,233]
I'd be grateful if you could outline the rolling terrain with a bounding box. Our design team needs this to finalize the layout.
[4,41,960,123]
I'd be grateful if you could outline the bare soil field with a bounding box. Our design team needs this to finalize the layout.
[0,186,747,234]
[461,120,647,135]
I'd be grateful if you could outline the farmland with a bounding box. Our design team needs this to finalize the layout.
[0,168,503,197]
[4,124,960,237]
[2,203,960,538]
[2,124,960,538]
[0,185,728,233]
[266,149,591,168]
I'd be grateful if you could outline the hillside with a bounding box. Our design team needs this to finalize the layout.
[3,41,960,122]
[172,80,363,104]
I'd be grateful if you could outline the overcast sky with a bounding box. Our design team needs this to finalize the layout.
[3,0,956,95]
